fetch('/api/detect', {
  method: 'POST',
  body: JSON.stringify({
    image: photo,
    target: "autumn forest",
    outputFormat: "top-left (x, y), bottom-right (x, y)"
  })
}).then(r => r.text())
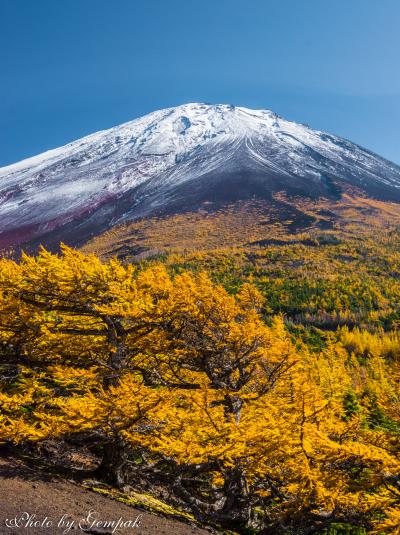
top-left (0, 196), bottom-right (398, 535)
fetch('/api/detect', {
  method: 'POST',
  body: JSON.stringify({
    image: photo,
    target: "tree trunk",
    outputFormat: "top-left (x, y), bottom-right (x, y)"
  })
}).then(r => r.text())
top-left (216, 466), bottom-right (252, 530)
top-left (223, 394), bottom-right (243, 423)
top-left (97, 439), bottom-right (130, 487)
top-left (215, 394), bottom-right (252, 529)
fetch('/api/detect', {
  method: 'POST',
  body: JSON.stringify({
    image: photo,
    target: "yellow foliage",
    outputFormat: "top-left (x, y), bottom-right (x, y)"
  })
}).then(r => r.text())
top-left (0, 246), bottom-right (399, 532)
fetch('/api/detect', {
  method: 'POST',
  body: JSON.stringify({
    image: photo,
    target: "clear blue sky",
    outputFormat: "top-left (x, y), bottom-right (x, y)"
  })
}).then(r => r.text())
top-left (1, 0), bottom-right (399, 166)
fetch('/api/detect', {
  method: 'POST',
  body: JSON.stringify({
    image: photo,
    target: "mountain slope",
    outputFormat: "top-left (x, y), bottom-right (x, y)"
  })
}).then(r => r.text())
top-left (1, 103), bottom-right (400, 250)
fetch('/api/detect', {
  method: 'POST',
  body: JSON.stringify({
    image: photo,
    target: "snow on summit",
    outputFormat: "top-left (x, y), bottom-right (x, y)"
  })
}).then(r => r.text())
top-left (1, 103), bottom-right (400, 249)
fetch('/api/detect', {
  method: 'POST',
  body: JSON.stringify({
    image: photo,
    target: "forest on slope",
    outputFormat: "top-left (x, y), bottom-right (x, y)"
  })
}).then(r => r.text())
top-left (0, 202), bottom-right (399, 535)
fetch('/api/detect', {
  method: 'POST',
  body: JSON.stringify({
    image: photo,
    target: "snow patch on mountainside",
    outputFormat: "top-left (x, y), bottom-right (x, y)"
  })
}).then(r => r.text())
top-left (1, 103), bottom-right (400, 248)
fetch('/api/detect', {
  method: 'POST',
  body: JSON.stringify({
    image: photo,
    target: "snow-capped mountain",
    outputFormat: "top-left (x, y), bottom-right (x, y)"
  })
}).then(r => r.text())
top-left (1, 103), bottom-right (400, 250)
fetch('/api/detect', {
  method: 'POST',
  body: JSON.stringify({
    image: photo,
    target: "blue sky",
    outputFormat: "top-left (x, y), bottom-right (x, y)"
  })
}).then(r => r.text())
top-left (1, 0), bottom-right (399, 166)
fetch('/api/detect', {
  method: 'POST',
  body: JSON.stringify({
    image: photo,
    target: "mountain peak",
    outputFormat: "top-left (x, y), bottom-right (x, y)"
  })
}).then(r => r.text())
top-left (1, 103), bottom-right (400, 251)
